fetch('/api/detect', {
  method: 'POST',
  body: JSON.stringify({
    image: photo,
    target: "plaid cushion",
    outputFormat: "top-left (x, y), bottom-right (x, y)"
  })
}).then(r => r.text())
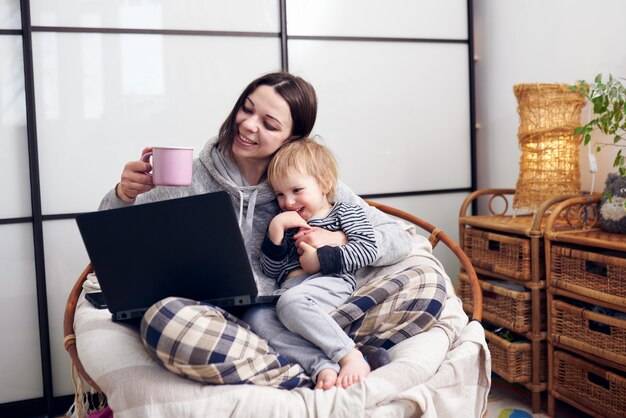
top-left (140, 265), bottom-right (447, 388)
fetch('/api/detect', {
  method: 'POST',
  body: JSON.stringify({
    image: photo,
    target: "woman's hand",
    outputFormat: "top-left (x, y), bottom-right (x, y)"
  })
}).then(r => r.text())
top-left (116, 147), bottom-right (156, 202)
top-left (293, 227), bottom-right (348, 253)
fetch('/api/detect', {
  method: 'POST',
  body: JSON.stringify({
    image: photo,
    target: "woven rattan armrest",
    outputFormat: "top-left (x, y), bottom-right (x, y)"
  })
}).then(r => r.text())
top-left (63, 262), bottom-right (103, 393)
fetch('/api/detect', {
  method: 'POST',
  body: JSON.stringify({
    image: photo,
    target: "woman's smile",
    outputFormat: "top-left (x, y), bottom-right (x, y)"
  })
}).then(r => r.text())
top-left (237, 133), bottom-right (258, 146)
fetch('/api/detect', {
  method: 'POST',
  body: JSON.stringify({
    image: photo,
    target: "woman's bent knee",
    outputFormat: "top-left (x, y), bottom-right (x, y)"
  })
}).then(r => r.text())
top-left (141, 297), bottom-right (199, 352)
top-left (140, 297), bottom-right (242, 365)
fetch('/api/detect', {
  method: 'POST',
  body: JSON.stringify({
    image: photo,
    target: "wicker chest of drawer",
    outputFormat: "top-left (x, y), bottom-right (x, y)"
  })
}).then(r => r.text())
top-left (458, 189), bottom-right (571, 413)
top-left (545, 196), bottom-right (626, 418)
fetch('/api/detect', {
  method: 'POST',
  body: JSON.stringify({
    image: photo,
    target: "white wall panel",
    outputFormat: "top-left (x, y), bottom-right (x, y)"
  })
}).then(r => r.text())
top-left (290, 40), bottom-right (471, 195)
top-left (30, 0), bottom-right (279, 32)
top-left (32, 32), bottom-right (281, 214)
top-left (374, 192), bottom-right (469, 287)
top-left (0, 0), bottom-right (20, 29)
top-left (0, 223), bottom-right (42, 402)
top-left (0, 35), bottom-right (31, 219)
top-left (43, 220), bottom-right (90, 396)
top-left (287, 0), bottom-right (467, 39)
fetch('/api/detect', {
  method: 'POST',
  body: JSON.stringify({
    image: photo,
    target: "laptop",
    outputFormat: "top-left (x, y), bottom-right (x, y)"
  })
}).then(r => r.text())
top-left (76, 191), bottom-right (277, 321)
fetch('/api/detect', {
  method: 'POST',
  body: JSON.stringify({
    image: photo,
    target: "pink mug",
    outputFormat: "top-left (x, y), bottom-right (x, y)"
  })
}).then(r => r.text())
top-left (141, 146), bottom-right (193, 186)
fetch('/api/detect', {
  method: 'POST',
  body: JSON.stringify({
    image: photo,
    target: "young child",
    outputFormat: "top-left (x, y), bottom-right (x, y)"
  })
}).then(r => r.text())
top-left (259, 138), bottom-right (382, 390)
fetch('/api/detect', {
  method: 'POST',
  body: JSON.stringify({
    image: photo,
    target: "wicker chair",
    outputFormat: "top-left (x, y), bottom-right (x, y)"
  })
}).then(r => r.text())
top-left (63, 201), bottom-right (483, 403)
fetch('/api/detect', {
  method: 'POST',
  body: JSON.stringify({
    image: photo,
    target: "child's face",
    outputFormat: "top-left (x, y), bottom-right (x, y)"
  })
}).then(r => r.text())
top-left (273, 170), bottom-right (332, 221)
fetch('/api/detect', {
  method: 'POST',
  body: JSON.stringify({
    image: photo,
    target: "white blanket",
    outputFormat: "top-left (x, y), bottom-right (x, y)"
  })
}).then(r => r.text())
top-left (74, 231), bottom-right (490, 417)
top-left (74, 271), bottom-right (490, 417)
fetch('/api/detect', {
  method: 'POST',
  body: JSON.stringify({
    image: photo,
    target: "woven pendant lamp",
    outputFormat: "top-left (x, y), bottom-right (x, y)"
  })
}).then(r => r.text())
top-left (513, 83), bottom-right (586, 211)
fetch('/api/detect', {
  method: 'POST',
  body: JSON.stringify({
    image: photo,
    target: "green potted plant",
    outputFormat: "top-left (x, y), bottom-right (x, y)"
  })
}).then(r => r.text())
top-left (570, 73), bottom-right (626, 176)
top-left (571, 74), bottom-right (626, 233)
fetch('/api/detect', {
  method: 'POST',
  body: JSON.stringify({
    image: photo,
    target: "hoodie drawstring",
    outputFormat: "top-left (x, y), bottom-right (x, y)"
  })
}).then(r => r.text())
top-left (236, 189), bottom-right (260, 257)
top-left (237, 190), bottom-right (245, 229)
top-left (245, 189), bottom-right (259, 236)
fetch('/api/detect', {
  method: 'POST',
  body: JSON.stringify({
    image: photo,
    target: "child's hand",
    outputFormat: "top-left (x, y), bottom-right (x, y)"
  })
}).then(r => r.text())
top-left (293, 227), bottom-right (347, 254)
top-left (268, 211), bottom-right (310, 245)
top-left (275, 211), bottom-right (309, 229)
top-left (298, 242), bottom-right (321, 274)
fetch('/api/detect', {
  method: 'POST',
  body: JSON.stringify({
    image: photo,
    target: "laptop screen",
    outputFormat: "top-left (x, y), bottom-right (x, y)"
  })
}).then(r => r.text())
top-left (76, 192), bottom-right (259, 319)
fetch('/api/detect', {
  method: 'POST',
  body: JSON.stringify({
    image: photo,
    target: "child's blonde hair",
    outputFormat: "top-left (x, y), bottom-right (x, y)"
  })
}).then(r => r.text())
top-left (267, 138), bottom-right (339, 201)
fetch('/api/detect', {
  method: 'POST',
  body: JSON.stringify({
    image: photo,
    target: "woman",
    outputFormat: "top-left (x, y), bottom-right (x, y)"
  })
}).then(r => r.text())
top-left (100, 72), bottom-right (410, 294)
top-left (99, 71), bottom-right (413, 388)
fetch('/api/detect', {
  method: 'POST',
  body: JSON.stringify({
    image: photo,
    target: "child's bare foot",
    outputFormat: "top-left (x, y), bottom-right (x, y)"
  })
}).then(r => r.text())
top-left (315, 368), bottom-right (338, 390)
top-left (336, 349), bottom-right (370, 388)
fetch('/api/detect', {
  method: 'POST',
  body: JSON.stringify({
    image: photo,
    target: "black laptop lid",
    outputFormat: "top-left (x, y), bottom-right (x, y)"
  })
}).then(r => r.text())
top-left (76, 192), bottom-right (258, 319)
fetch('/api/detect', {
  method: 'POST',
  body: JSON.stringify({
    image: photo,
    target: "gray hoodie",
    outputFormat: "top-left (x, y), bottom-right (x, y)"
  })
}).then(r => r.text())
top-left (99, 137), bottom-right (411, 295)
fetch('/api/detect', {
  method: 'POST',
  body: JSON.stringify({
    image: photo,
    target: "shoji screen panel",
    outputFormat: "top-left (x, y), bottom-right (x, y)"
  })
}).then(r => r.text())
top-left (287, 0), bottom-right (467, 39)
top-left (31, 33), bottom-right (282, 215)
top-left (0, 9), bottom-right (43, 403)
top-left (0, 0), bottom-right (474, 411)
top-left (29, 0), bottom-right (279, 32)
top-left (27, 0), bottom-right (283, 401)
top-left (289, 40), bottom-right (471, 195)
top-left (287, 1), bottom-right (471, 270)
top-left (42, 220), bottom-right (90, 396)
top-left (0, 0), bottom-right (20, 29)
top-left (0, 35), bottom-right (31, 218)
top-left (0, 224), bottom-right (42, 403)
top-left (287, 0), bottom-right (472, 289)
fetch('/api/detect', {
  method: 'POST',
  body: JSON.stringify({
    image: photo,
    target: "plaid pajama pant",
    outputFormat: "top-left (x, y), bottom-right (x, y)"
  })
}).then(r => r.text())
top-left (140, 264), bottom-right (447, 389)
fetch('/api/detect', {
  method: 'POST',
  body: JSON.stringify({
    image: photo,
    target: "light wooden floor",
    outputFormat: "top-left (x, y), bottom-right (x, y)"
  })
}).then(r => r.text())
top-left (487, 375), bottom-right (592, 418)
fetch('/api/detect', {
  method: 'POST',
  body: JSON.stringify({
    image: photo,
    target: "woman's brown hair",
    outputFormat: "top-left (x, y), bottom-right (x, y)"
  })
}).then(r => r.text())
top-left (218, 72), bottom-right (317, 153)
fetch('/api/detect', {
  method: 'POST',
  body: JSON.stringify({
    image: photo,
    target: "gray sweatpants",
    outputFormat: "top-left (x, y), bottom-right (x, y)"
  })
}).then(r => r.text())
top-left (242, 274), bottom-right (354, 382)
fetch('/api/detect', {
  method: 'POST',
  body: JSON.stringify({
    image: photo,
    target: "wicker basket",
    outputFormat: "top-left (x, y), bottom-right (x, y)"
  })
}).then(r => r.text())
top-left (484, 329), bottom-right (547, 383)
top-left (459, 272), bottom-right (545, 333)
top-left (551, 299), bottom-right (626, 366)
top-left (463, 228), bottom-right (540, 281)
top-left (550, 245), bottom-right (626, 306)
top-left (553, 350), bottom-right (626, 418)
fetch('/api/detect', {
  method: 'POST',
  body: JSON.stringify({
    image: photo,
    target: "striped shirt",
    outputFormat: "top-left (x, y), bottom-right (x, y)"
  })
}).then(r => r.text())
top-left (260, 202), bottom-right (378, 288)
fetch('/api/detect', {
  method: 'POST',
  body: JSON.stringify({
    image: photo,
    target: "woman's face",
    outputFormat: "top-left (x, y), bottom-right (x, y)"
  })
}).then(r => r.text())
top-left (232, 85), bottom-right (293, 164)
